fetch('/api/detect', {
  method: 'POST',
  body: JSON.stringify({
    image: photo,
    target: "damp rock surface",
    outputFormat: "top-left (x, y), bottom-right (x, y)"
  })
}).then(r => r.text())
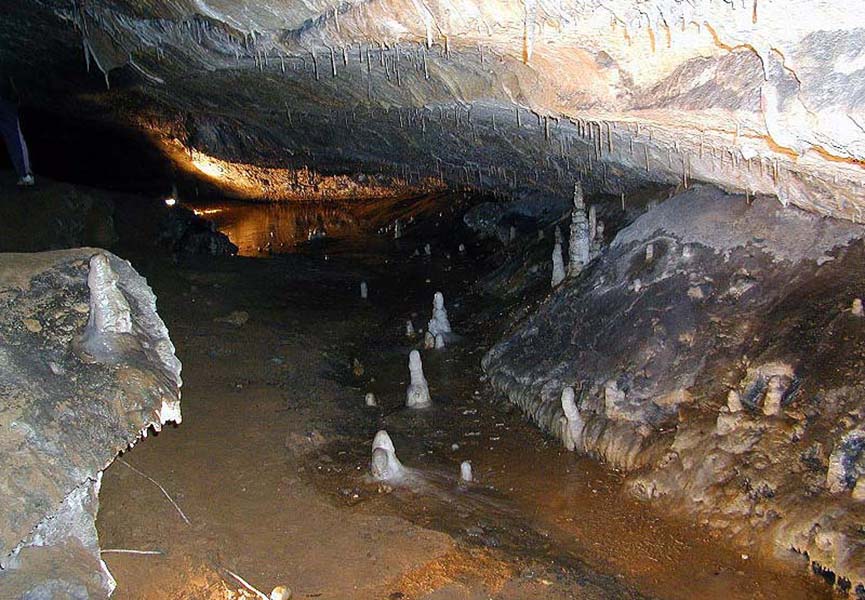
top-left (0, 248), bottom-right (182, 598)
top-left (483, 184), bottom-right (865, 592)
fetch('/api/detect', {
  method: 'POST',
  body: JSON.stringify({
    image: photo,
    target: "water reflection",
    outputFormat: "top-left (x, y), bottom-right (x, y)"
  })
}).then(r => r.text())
top-left (186, 202), bottom-right (366, 256)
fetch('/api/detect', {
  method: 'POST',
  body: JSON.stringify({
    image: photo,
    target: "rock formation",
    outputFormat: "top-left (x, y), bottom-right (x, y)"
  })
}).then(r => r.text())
top-left (370, 431), bottom-right (405, 481)
top-left (406, 350), bottom-right (431, 409)
top-left (483, 184), bottom-right (865, 593)
top-left (567, 182), bottom-right (591, 277)
top-left (0, 249), bottom-right (182, 597)
top-left (427, 291), bottom-right (452, 337)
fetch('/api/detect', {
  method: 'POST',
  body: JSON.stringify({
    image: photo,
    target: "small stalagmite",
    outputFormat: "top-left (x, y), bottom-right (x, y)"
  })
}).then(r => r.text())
top-left (405, 320), bottom-right (415, 337)
top-left (428, 291), bottom-right (452, 337)
top-left (568, 182), bottom-right (591, 277)
top-left (371, 430), bottom-right (405, 481)
top-left (424, 331), bottom-right (435, 349)
top-left (424, 243), bottom-right (432, 256)
top-left (360, 281), bottom-right (368, 299)
top-left (460, 460), bottom-right (473, 482)
top-left (853, 298), bottom-right (864, 317)
top-left (551, 236), bottom-right (565, 287)
top-left (560, 387), bottom-right (584, 451)
top-left (365, 392), bottom-right (377, 407)
top-left (406, 350), bottom-right (431, 408)
top-left (434, 333), bottom-right (445, 349)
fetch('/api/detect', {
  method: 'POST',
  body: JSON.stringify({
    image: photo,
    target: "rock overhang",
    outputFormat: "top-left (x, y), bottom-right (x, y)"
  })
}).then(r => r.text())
top-left (2, 0), bottom-right (864, 218)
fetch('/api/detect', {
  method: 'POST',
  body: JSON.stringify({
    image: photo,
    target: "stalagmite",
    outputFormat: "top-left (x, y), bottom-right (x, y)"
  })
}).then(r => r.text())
top-left (86, 253), bottom-right (132, 336)
top-left (645, 243), bottom-right (654, 262)
top-left (568, 182), bottom-right (591, 277)
top-left (424, 243), bottom-right (431, 256)
top-left (458, 243), bottom-right (466, 253)
top-left (428, 291), bottom-right (452, 337)
top-left (80, 253), bottom-right (134, 361)
top-left (371, 430), bottom-right (405, 480)
top-left (405, 320), bottom-right (415, 337)
top-left (360, 281), bottom-right (368, 299)
top-left (460, 461), bottom-right (473, 482)
top-left (434, 333), bottom-right (445, 349)
top-left (406, 350), bottom-right (431, 408)
top-left (853, 298), bottom-right (864, 317)
top-left (424, 331), bottom-right (435, 349)
top-left (551, 234), bottom-right (565, 287)
top-left (727, 390), bottom-right (743, 413)
top-left (762, 377), bottom-right (784, 416)
top-left (365, 392), bottom-right (377, 407)
top-left (560, 387), bottom-right (584, 451)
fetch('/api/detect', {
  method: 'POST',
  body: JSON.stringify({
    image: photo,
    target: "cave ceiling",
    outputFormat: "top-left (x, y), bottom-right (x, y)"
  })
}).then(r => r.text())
top-left (2, 0), bottom-right (865, 217)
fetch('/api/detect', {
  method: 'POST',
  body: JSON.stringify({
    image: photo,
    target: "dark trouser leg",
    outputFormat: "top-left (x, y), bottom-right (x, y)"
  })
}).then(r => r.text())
top-left (0, 109), bottom-right (28, 178)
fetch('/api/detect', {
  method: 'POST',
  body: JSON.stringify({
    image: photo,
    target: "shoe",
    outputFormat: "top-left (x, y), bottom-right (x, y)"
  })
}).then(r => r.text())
top-left (16, 174), bottom-right (35, 186)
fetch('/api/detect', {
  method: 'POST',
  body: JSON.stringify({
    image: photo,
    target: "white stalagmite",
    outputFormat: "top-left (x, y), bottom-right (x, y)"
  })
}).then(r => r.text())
top-left (87, 253), bottom-right (132, 335)
top-left (645, 243), bottom-right (654, 262)
top-left (405, 320), bottom-right (415, 337)
top-left (853, 298), bottom-right (864, 317)
top-left (406, 350), bottom-right (431, 408)
top-left (360, 281), bottom-right (368, 299)
top-left (427, 291), bottom-right (452, 337)
top-left (568, 182), bottom-right (591, 277)
top-left (424, 331), bottom-right (435, 349)
top-left (370, 430), bottom-right (404, 481)
top-left (551, 236), bottom-right (565, 287)
top-left (458, 243), bottom-right (466, 253)
top-left (424, 243), bottom-right (432, 256)
top-left (434, 333), bottom-right (445, 349)
top-left (365, 392), bottom-right (377, 407)
top-left (560, 387), bottom-right (584, 451)
top-left (460, 460), bottom-right (473, 482)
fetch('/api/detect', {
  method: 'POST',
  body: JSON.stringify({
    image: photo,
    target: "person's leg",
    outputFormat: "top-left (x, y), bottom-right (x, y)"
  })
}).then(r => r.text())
top-left (0, 102), bottom-right (28, 179)
top-left (17, 119), bottom-right (31, 177)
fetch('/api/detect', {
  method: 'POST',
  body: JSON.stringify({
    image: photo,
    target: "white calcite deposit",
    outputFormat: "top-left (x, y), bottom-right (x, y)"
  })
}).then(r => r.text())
top-left (370, 430), bottom-right (405, 481)
top-left (427, 291), bottom-right (452, 337)
top-left (406, 350), bottom-right (431, 408)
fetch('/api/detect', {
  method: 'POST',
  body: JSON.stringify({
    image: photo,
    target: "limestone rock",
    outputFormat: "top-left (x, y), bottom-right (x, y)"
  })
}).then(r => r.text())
top-left (0, 249), bottom-right (182, 597)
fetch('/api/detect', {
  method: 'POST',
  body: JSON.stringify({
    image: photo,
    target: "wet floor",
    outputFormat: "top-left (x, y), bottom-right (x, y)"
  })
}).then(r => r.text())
top-left (98, 193), bottom-right (835, 599)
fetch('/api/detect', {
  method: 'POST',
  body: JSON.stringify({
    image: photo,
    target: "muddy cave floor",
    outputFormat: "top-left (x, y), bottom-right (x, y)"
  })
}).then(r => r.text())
top-left (96, 194), bottom-right (833, 600)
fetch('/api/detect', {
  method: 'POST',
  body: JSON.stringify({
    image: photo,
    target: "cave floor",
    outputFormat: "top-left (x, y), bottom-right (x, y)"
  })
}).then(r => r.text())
top-left (96, 195), bottom-right (832, 600)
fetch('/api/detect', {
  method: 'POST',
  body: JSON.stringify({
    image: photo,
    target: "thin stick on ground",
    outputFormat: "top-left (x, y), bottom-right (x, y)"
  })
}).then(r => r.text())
top-left (117, 458), bottom-right (191, 525)
top-left (101, 549), bottom-right (163, 556)
top-left (223, 567), bottom-right (270, 600)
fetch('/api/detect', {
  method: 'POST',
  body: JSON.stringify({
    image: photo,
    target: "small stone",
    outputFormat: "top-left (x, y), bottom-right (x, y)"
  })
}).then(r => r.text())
top-left (853, 298), bottom-right (864, 317)
top-left (365, 393), bottom-right (377, 407)
top-left (22, 318), bottom-right (42, 333)
top-left (270, 585), bottom-right (292, 600)
top-left (645, 243), bottom-right (654, 262)
top-left (215, 311), bottom-right (249, 326)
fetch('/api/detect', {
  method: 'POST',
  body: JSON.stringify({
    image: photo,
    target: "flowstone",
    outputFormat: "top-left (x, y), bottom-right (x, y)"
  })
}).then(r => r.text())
top-left (0, 249), bottom-right (182, 598)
